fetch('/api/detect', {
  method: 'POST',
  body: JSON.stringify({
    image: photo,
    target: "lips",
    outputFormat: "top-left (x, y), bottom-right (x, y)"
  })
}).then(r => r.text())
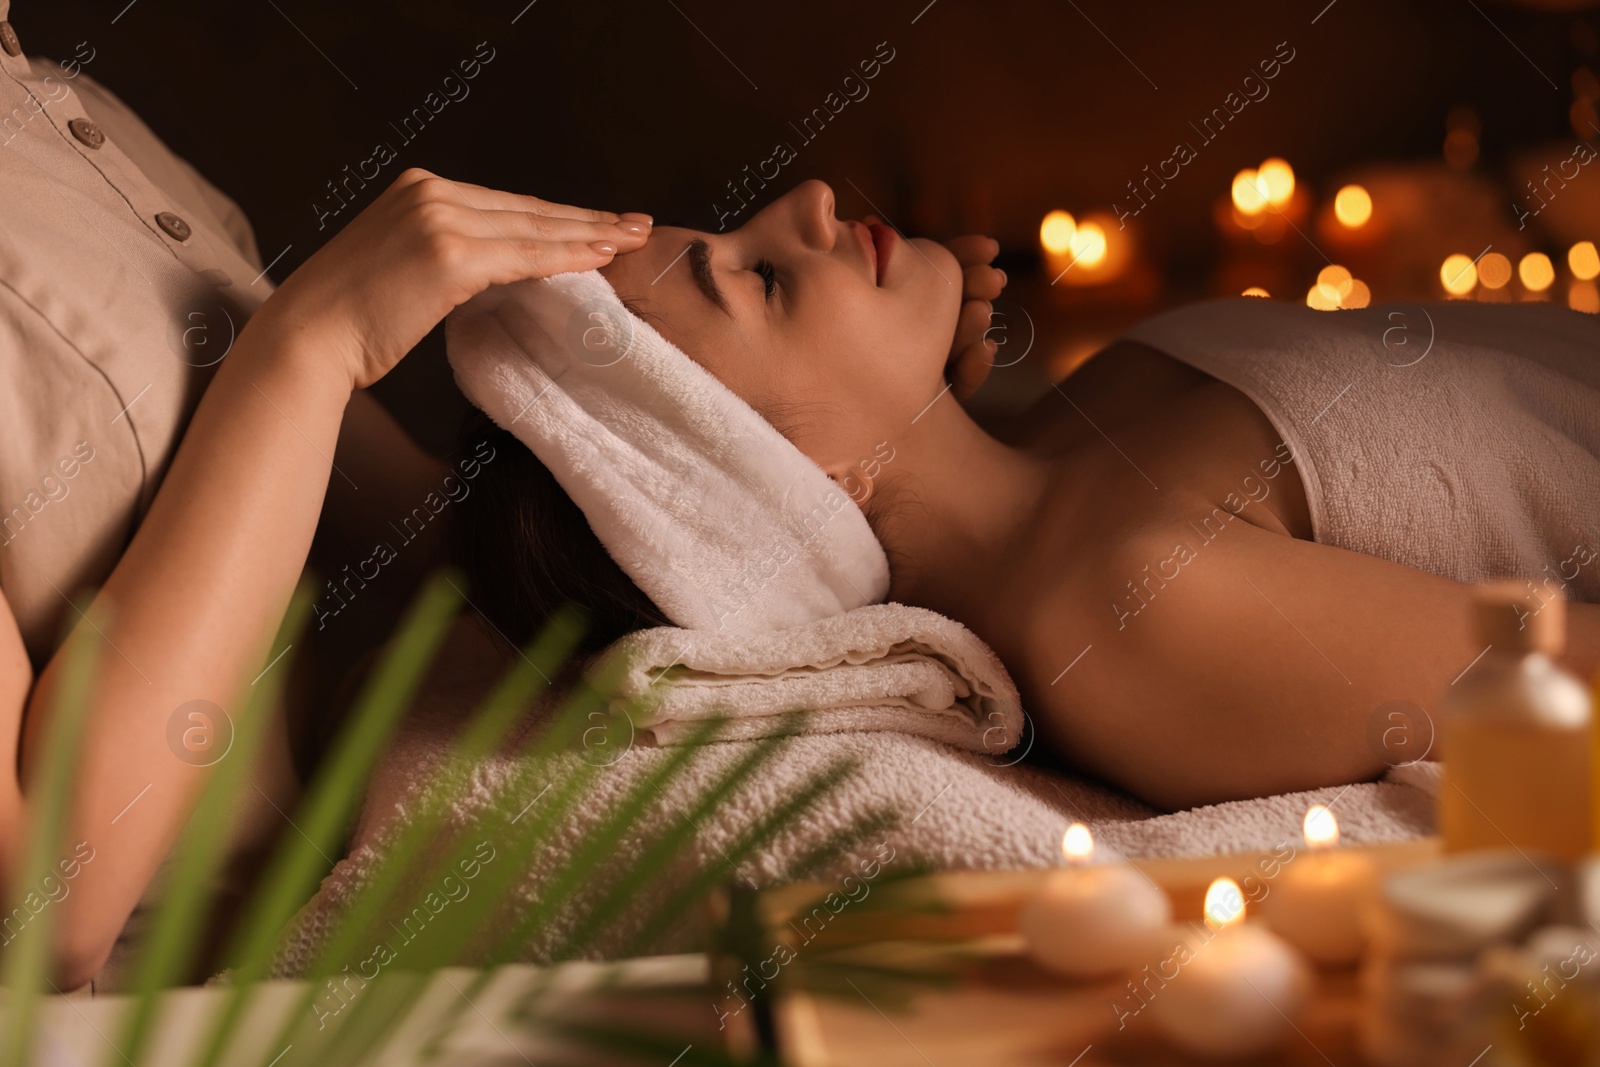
top-left (850, 220), bottom-right (878, 285)
top-left (868, 223), bottom-right (895, 284)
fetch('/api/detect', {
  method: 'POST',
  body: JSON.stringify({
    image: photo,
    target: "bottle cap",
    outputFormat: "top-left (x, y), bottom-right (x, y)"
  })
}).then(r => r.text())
top-left (1470, 579), bottom-right (1564, 657)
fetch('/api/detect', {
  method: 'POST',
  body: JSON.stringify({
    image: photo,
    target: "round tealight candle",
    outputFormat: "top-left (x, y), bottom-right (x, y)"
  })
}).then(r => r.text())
top-left (1261, 805), bottom-right (1379, 966)
top-left (1018, 823), bottom-right (1171, 978)
top-left (1153, 877), bottom-right (1312, 1058)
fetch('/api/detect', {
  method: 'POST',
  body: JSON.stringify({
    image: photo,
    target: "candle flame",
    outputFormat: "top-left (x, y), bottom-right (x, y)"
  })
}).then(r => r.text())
top-left (1062, 822), bottom-right (1094, 864)
top-left (1204, 877), bottom-right (1246, 930)
top-left (1304, 804), bottom-right (1339, 849)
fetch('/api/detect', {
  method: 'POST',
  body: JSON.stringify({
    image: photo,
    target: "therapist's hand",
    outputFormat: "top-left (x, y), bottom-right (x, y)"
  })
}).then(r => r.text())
top-left (865, 213), bottom-right (1006, 402)
top-left (939, 234), bottom-right (1005, 401)
top-left (250, 168), bottom-right (651, 391)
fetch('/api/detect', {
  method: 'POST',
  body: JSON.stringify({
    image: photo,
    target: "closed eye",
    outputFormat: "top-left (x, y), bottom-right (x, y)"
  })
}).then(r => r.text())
top-left (754, 258), bottom-right (777, 301)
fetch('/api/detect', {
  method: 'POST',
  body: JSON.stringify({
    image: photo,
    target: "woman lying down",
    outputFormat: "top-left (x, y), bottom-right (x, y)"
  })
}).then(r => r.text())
top-left (6, 155), bottom-right (1599, 988)
top-left (446, 176), bottom-right (1600, 821)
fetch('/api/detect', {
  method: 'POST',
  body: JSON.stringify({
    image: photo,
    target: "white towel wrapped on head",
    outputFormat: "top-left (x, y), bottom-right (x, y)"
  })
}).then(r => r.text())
top-left (444, 269), bottom-right (892, 635)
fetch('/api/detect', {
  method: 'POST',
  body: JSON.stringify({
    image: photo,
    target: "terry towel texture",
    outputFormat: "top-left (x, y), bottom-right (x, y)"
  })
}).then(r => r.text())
top-left (602, 603), bottom-right (1023, 755)
top-left (267, 620), bottom-right (1435, 974)
top-left (1122, 300), bottom-right (1600, 601)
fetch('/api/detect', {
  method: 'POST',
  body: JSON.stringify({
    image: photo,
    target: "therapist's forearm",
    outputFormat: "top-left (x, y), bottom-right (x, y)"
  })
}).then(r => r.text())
top-left (21, 319), bottom-right (351, 986)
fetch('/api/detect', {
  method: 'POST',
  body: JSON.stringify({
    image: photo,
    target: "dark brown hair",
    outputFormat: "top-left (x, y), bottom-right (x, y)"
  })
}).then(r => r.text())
top-left (449, 419), bottom-right (672, 656)
top-left (449, 414), bottom-right (905, 656)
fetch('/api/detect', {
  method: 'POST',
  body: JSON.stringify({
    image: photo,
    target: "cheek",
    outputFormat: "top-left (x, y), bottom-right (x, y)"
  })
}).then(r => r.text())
top-left (809, 303), bottom-right (945, 420)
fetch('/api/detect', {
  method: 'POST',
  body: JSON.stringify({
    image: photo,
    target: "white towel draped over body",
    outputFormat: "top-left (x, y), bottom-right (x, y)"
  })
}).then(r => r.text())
top-left (1121, 299), bottom-right (1600, 601)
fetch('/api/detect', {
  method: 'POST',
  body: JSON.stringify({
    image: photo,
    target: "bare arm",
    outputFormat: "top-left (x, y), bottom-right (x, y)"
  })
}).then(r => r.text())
top-left (3, 169), bottom-right (648, 988)
top-left (1047, 519), bottom-right (1599, 811)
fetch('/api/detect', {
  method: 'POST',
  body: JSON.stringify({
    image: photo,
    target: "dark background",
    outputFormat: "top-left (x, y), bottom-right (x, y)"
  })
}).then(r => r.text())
top-left (16, 0), bottom-right (1599, 446)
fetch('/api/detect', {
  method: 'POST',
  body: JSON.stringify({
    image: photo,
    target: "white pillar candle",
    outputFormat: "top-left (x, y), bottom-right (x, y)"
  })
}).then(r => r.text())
top-left (1018, 823), bottom-right (1171, 978)
top-left (1262, 805), bottom-right (1379, 966)
top-left (1153, 877), bottom-right (1312, 1058)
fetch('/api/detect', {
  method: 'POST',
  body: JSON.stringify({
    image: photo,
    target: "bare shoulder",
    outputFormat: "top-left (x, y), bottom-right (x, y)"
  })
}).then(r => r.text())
top-left (1021, 507), bottom-right (1597, 809)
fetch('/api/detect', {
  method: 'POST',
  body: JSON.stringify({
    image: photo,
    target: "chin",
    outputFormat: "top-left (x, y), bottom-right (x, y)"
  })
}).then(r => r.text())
top-left (906, 239), bottom-right (964, 338)
top-left (907, 236), bottom-right (961, 283)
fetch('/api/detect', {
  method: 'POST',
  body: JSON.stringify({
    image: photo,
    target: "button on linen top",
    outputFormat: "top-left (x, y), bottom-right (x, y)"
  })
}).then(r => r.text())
top-left (0, 1), bottom-right (304, 994)
top-left (0, 0), bottom-right (271, 670)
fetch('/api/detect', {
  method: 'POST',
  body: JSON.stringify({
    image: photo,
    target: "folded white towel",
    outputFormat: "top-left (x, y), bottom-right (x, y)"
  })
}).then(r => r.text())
top-left (600, 602), bottom-right (1026, 757)
top-left (263, 617), bottom-right (1435, 977)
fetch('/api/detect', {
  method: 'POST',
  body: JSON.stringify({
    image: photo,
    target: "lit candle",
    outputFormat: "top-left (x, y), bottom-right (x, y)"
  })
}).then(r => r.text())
top-left (1152, 878), bottom-right (1312, 1058)
top-left (1018, 823), bottom-right (1171, 978)
top-left (1261, 806), bottom-right (1379, 966)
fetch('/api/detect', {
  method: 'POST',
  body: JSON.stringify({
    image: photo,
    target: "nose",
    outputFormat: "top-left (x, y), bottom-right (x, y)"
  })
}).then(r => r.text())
top-left (786, 178), bottom-right (836, 251)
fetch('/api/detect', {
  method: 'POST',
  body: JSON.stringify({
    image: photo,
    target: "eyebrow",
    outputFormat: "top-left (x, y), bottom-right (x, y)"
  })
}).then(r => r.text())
top-left (686, 239), bottom-right (730, 316)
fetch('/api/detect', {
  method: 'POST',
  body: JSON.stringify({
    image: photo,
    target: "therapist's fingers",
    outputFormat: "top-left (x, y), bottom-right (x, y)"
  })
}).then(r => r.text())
top-left (949, 338), bottom-right (997, 402)
top-left (943, 234), bottom-right (999, 268)
top-left (470, 209), bottom-right (649, 249)
top-left (396, 168), bottom-right (635, 224)
top-left (950, 297), bottom-right (992, 358)
top-left (962, 263), bottom-right (1005, 302)
top-left (470, 235), bottom-right (624, 285)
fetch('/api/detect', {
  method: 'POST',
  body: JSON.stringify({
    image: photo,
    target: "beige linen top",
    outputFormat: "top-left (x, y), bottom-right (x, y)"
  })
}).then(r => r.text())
top-left (0, 1), bottom-right (271, 667)
top-left (0, 2), bottom-right (303, 992)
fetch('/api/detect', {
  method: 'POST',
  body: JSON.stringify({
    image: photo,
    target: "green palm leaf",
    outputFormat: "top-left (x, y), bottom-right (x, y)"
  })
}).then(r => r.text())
top-left (1, 569), bottom-right (952, 1067)
top-left (187, 571), bottom-right (463, 1067)
top-left (112, 581), bottom-right (316, 1066)
top-left (0, 602), bottom-right (101, 1067)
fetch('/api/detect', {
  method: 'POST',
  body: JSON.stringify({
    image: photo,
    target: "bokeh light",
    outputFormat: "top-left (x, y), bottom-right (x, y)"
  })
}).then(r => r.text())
top-left (1440, 254), bottom-right (1478, 295)
top-left (1569, 241), bottom-right (1600, 282)
top-left (1069, 221), bottom-right (1107, 267)
top-left (1231, 169), bottom-right (1268, 215)
top-left (1241, 286), bottom-right (1270, 298)
top-left (1477, 252), bottom-right (1512, 289)
top-left (1571, 281), bottom-right (1600, 314)
top-left (1519, 252), bottom-right (1555, 292)
top-left (1258, 158), bottom-right (1295, 205)
top-left (1333, 185), bottom-right (1372, 228)
top-left (1306, 284), bottom-right (1340, 310)
top-left (1318, 264), bottom-right (1354, 298)
top-left (1306, 268), bottom-right (1369, 310)
top-left (1040, 210), bottom-right (1076, 254)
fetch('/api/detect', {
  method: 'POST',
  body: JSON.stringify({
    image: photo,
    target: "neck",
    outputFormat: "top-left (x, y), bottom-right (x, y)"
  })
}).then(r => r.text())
top-left (870, 392), bottom-right (1053, 633)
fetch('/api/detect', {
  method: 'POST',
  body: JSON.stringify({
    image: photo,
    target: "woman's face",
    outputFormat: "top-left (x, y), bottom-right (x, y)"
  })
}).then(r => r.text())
top-left (599, 180), bottom-right (960, 480)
